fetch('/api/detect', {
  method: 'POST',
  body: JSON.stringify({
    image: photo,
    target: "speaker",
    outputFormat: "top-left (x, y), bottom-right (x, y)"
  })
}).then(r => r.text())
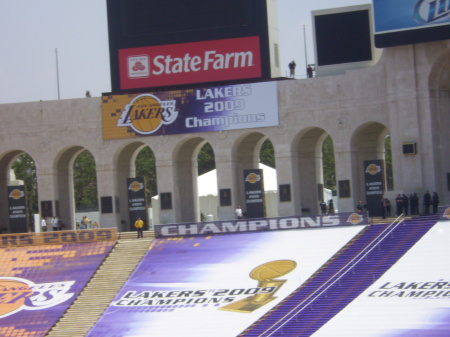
top-left (402, 143), bottom-right (417, 155)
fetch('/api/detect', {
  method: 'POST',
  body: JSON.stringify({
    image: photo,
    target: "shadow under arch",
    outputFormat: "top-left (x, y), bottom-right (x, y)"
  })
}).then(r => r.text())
top-left (171, 136), bottom-right (209, 223)
top-left (113, 141), bottom-right (152, 231)
top-left (54, 145), bottom-right (95, 230)
top-left (428, 49), bottom-right (450, 199)
top-left (231, 131), bottom-right (268, 213)
top-left (0, 150), bottom-right (33, 232)
top-left (292, 127), bottom-right (330, 216)
top-left (350, 121), bottom-right (389, 208)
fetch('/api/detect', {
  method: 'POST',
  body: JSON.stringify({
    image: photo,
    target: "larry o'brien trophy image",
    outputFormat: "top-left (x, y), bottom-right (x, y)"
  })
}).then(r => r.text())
top-left (219, 260), bottom-right (297, 313)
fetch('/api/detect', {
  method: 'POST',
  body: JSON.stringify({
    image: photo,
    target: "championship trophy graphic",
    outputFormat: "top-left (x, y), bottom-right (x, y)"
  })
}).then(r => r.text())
top-left (219, 259), bottom-right (297, 313)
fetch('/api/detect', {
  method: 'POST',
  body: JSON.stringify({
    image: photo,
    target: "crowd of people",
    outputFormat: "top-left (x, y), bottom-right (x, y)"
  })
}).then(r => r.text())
top-left (287, 60), bottom-right (315, 79)
top-left (319, 199), bottom-right (335, 215)
top-left (38, 215), bottom-right (100, 232)
top-left (380, 191), bottom-right (440, 218)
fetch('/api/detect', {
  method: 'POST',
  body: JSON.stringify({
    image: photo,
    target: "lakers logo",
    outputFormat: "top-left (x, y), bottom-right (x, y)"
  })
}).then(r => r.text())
top-left (8, 189), bottom-right (24, 200)
top-left (128, 181), bottom-right (144, 192)
top-left (444, 207), bottom-right (450, 220)
top-left (0, 279), bottom-right (33, 317)
top-left (365, 163), bottom-right (381, 175)
top-left (347, 212), bottom-right (363, 225)
top-left (0, 277), bottom-right (75, 318)
top-left (117, 94), bottom-right (178, 135)
top-left (245, 173), bottom-right (261, 184)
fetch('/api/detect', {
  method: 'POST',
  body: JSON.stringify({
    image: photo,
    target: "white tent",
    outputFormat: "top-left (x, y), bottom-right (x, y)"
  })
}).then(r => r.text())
top-left (198, 163), bottom-right (277, 196)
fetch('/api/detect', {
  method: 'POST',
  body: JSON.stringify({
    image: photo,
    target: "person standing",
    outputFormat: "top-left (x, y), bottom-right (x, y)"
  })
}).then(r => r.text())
top-left (307, 65), bottom-right (313, 78)
top-left (385, 198), bottom-right (391, 217)
top-left (83, 216), bottom-right (91, 229)
top-left (134, 217), bottom-right (144, 238)
top-left (319, 200), bottom-right (327, 215)
top-left (432, 192), bottom-right (439, 214)
top-left (356, 201), bottom-right (364, 213)
top-left (328, 200), bottom-right (335, 214)
top-left (235, 205), bottom-right (243, 219)
top-left (41, 217), bottom-right (47, 232)
top-left (423, 191), bottom-right (431, 215)
top-left (402, 194), bottom-right (409, 216)
top-left (51, 216), bottom-right (59, 231)
top-left (288, 60), bottom-right (296, 78)
top-left (395, 194), bottom-right (403, 216)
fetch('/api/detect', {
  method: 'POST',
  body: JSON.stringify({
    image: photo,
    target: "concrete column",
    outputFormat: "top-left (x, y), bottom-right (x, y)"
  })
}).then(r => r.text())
top-left (334, 143), bottom-right (356, 213)
top-left (274, 146), bottom-right (300, 216)
top-left (96, 163), bottom-right (122, 229)
top-left (155, 157), bottom-right (178, 224)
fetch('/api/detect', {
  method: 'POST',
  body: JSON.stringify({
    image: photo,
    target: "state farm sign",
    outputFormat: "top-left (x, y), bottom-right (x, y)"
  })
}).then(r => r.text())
top-left (119, 36), bottom-right (262, 89)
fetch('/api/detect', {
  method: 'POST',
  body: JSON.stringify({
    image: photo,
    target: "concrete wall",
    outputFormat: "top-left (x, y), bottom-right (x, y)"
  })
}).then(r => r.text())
top-left (1, 40), bottom-right (449, 231)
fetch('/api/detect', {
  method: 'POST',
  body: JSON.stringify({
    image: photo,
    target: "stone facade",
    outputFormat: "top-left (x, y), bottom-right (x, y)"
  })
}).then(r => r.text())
top-left (1, 40), bottom-right (449, 231)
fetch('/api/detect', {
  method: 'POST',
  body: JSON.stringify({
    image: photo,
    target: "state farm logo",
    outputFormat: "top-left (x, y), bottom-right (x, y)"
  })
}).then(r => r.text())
top-left (129, 50), bottom-right (255, 78)
top-left (119, 37), bottom-right (262, 89)
top-left (128, 55), bottom-right (149, 78)
top-left (0, 277), bottom-right (75, 318)
top-left (117, 94), bottom-right (178, 135)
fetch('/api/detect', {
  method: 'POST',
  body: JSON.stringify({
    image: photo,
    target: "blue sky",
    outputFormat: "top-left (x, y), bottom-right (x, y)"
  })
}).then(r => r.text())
top-left (0, 0), bottom-right (367, 104)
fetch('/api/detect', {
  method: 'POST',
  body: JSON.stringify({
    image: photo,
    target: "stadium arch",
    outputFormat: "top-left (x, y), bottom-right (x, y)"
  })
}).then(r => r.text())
top-left (0, 39), bottom-right (449, 233)
top-left (350, 122), bottom-right (390, 204)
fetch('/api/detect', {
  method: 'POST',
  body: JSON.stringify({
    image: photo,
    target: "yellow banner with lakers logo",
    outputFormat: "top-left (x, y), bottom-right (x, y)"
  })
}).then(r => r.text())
top-left (102, 81), bottom-right (278, 140)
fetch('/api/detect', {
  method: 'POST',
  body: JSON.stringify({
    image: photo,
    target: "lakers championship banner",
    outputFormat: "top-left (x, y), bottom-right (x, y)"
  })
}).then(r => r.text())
top-left (102, 81), bottom-right (278, 139)
top-left (364, 160), bottom-right (385, 217)
top-left (154, 212), bottom-right (369, 238)
top-left (86, 223), bottom-right (365, 337)
top-left (0, 240), bottom-right (115, 337)
top-left (7, 186), bottom-right (28, 233)
top-left (0, 228), bottom-right (117, 248)
top-left (127, 178), bottom-right (149, 230)
top-left (244, 169), bottom-right (265, 218)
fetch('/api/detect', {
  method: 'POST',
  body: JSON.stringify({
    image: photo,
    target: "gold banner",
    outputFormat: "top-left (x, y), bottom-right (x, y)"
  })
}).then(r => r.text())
top-left (0, 228), bottom-right (118, 248)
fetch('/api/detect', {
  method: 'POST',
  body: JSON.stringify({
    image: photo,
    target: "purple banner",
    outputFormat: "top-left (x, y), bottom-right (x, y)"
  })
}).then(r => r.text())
top-left (0, 241), bottom-right (114, 337)
top-left (154, 212), bottom-right (370, 238)
top-left (87, 223), bottom-right (365, 336)
top-left (102, 81), bottom-right (279, 139)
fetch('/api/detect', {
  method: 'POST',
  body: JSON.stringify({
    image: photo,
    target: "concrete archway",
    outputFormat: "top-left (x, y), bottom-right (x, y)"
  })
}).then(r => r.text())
top-left (113, 141), bottom-right (151, 231)
top-left (429, 49), bottom-right (450, 201)
top-left (171, 136), bottom-right (209, 223)
top-left (292, 127), bottom-right (330, 215)
top-left (231, 132), bottom-right (268, 214)
top-left (350, 122), bottom-right (389, 205)
top-left (54, 146), bottom-right (99, 230)
top-left (0, 150), bottom-right (31, 231)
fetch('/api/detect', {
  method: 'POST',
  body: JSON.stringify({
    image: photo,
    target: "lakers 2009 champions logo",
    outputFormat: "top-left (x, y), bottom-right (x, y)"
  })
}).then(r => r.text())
top-left (0, 277), bottom-right (75, 318)
top-left (117, 94), bottom-right (178, 135)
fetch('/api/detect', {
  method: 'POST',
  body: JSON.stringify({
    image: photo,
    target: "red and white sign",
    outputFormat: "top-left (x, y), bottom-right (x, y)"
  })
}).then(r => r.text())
top-left (119, 36), bottom-right (262, 89)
